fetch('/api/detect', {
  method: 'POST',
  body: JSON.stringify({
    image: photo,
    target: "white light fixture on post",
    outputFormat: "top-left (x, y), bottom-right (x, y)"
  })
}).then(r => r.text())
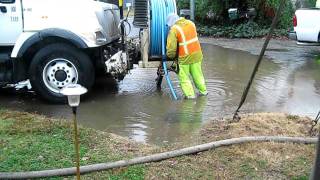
top-left (60, 84), bottom-right (87, 180)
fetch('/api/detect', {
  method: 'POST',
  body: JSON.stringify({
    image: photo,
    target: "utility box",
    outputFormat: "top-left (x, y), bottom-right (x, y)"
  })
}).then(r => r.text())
top-left (228, 8), bottom-right (238, 20)
top-left (180, 9), bottom-right (191, 19)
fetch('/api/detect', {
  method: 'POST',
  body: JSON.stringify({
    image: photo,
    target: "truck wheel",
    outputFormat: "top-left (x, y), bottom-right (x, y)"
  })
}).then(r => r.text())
top-left (29, 43), bottom-right (95, 103)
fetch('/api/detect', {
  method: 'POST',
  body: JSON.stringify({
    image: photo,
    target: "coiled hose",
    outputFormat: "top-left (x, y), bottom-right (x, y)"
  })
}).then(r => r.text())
top-left (150, 0), bottom-right (178, 100)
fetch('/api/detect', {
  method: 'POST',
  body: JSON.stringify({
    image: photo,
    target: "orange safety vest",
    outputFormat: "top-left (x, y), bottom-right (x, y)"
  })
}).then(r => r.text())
top-left (172, 21), bottom-right (201, 57)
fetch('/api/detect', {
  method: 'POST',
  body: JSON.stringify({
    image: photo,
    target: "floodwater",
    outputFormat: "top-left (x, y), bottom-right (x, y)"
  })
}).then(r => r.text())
top-left (1, 43), bottom-right (320, 144)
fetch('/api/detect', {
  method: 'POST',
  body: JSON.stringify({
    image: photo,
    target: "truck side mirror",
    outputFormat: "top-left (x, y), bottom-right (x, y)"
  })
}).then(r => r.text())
top-left (0, 0), bottom-right (15, 4)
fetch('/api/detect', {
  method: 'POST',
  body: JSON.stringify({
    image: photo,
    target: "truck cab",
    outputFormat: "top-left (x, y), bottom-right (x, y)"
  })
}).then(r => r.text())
top-left (0, 0), bottom-right (132, 103)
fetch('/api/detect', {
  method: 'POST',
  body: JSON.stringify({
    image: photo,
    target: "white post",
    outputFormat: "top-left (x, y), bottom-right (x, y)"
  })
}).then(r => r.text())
top-left (141, 29), bottom-right (149, 68)
top-left (190, 0), bottom-right (195, 21)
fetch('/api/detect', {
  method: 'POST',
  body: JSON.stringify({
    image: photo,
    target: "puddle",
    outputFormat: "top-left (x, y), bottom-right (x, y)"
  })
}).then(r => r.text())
top-left (1, 43), bottom-right (320, 144)
top-left (266, 48), bottom-right (289, 52)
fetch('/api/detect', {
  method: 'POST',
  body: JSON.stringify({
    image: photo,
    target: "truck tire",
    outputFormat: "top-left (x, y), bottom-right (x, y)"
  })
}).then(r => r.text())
top-left (28, 43), bottom-right (95, 103)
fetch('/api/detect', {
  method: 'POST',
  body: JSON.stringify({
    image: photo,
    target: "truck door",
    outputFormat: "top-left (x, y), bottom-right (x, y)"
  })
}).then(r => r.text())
top-left (0, 0), bottom-right (23, 46)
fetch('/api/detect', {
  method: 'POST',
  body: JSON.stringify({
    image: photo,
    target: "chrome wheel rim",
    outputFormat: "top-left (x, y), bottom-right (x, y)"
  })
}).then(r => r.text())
top-left (42, 58), bottom-right (78, 93)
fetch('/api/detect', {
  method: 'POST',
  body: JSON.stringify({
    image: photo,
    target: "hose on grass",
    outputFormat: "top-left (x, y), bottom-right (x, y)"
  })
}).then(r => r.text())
top-left (0, 136), bottom-right (317, 179)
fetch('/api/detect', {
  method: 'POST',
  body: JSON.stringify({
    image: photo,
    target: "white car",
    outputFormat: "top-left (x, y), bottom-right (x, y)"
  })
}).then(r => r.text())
top-left (289, 7), bottom-right (320, 45)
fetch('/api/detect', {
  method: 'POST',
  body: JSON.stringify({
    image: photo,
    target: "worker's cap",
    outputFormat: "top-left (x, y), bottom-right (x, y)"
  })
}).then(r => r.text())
top-left (166, 13), bottom-right (180, 27)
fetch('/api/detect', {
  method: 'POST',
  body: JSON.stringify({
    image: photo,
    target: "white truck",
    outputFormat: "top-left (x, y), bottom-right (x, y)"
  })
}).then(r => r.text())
top-left (289, 7), bottom-right (320, 44)
top-left (0, 0), bottom-right (135, 103)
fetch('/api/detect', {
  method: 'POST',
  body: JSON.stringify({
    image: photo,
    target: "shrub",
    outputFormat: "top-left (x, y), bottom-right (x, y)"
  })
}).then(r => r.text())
top-left (308, 0), bottom-right (317, 6)
top-left (177, 0), bottom-right (295, 31)
top-left (197, 21), bottom-right (288, 38)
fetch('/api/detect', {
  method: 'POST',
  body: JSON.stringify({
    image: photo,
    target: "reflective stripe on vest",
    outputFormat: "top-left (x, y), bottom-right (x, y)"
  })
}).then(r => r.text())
top-left (178, 37), bottom-right (199, 46)
top-left (173, 25), bottom-right (189, 55)
top-left (172, 22), bottom-right (201, 57)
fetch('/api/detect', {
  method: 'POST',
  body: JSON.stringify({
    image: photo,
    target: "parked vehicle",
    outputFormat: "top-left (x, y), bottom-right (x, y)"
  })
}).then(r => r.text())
top-left (0, 0), bottom-right (136, 103)
top-left (289, 7), bottom-right (320, 45)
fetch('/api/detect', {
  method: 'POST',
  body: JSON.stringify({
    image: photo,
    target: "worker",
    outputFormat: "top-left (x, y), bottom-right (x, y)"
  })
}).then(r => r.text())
top-left (317, 0), bottom-right (320, 8)
top-left (166, 13), bottom-right (207, 99)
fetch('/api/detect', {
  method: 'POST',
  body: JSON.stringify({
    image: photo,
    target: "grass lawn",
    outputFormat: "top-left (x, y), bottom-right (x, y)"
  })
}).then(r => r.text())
top-left (0, 109), bottom-right (317, 179)
top-left (146, 113), bottom-right (317, 179)
top-left (0, 109), bottom-right (152, 179)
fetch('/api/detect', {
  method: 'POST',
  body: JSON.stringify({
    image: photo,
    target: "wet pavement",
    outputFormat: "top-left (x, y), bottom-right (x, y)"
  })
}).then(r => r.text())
top-left (1, 42), bottom-right (320, 144)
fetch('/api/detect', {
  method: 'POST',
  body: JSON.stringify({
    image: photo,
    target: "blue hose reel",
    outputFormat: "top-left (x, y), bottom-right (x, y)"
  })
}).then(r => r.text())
top-left (150, 0), bottom-right (178, 100)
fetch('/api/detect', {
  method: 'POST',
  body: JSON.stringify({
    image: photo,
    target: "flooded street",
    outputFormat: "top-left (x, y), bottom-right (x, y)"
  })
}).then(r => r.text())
top-left (1, 43), bottom-right (320, 144)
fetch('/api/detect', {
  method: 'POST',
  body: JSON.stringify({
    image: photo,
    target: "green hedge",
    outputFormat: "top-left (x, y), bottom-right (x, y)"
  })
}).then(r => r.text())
top-left (197, 21), bottom-right (288, 38)
top-left (308, 0), bottom-right (317, 6)
top-left (177, 0), bottom-right (295, 37)
top-left (251, 0), bottom-right (294, 29)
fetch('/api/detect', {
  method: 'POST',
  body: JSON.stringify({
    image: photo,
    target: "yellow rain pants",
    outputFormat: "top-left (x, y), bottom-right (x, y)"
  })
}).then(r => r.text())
top-left (178, 61), bottom-right (207, 98)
